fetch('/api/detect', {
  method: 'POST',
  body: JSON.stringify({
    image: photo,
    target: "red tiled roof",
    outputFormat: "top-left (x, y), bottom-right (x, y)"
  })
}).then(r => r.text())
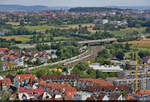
top-left (80, 78), bottom-right (113, 87)
top-left (144, 56), bottom-right (150, 63)
top-left (15, 74), bottom-right (36, 82)
top-left (0, 48), bottom-right (8, 51)
top-left (97, 94), bottom-right (105, 100)
top-left (0, 78), bottom-right (11, 88)
top-left (39, 80), bottom-right (77, 96)
top-left (19, 88), bottom-right (44, 97)
top-left (5, 55), bottom-right (15, 60)
top-left (86, 96), bottom-right (95, 101)
top-left (138, 89), bottom-right (150, 95)
top-left (85, 85), bottom-right (129, 92)
top-left (126, 94), bottom-right (137, 100)
top-left (41, 74), bottom-right (79, 81)
top-left (146, 14), bottom-right (150, 17)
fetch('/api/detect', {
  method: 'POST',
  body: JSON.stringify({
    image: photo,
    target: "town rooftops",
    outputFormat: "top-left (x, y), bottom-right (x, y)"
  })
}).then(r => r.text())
top-left (39, 80), bottom-right (77, 96)
top-left (85, 85), bottom-right (129, 92)
top-left (0, 48), bottom-right (8, 51)
top-left (41, 74), bottom-right (79, 81)
top-left (0, 78), bottom-right (12, 88)
top-left (80, 78), bottom-right (114, 87)
top-left (15, 74), bottom-right (36, 82)
top-left (18, 87), bottom-right (44, 97)
top-left (137, 89), bottom-right (150, 96)
top-left (89, 64), bottom-right (123, 72)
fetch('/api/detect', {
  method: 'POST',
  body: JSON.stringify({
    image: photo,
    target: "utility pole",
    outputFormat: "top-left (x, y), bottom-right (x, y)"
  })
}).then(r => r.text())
top-left (135, 42), bottom-right (140, 92)
top-left (135, 51), bottom-right (138, 92)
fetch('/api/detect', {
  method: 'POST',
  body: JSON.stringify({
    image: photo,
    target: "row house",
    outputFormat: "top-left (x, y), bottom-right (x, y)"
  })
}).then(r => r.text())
top-left (39, 80), bottom-right (77, 100)
top-left (126, 89), bottom-right (150, 101)
top-left (18, 88), bottom-right (44, 100)
top-left (76, 78), bottom-right (113, 90)
top-left (27, 51), bottom-right (51, 63)
top-left (84, 85), bottom-right (131, 95)
top-left (40, 75), bottom-right (79, 86)
top-left (0, 78), bottom-right (12, 90)
top-left (144, 56), bottom-right (150, 64)
top-left (87, 93), bottom-right (124, 101)
top-left (1, 62), bottom-right (17, 71)
top-left (14, 74), bottom-right (37, 88)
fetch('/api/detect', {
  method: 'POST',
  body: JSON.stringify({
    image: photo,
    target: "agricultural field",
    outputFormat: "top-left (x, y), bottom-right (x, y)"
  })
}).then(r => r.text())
top-left (14, 25), bottom-right (58, 31)
top-left (110, 27), bottom-right (145, 37)
top-left (53, 36), bottom-right (68, 41)
top-left (128, 38), bottom-right (150, 47)
top-left (6, 22), bottom-right (20, 26)
top-left (60, 23), bottom-right (95, 29)
top-left (0, 35), bottom-right (31, 42)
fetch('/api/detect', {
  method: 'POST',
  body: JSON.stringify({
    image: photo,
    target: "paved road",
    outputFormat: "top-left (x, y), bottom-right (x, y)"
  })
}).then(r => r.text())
top-left (16, 38), bottom-right (117, 49)
top-left (22, 38), bottom-right (115, 71)
top-left (24, 49), bottom-right (90, 71)
top-left (24, 46), bottom-right (104, 71)
top-left (78, 38), bottom-right (117, 44)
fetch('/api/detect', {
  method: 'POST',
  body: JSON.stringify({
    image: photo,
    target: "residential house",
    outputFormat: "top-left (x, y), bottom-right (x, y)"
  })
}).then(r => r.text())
top-left (1, 62), bottom-right (17, 71)
top-left (0, 31), bottom-right (5, 35)
top-left (89, 63), bottom-right (123, 72)
top-left (14, 74), bottom-right (37, 88)
top-left (41, 75), bottom-right (79, 86)
top-left (73, 92), bottom-right (92, 100)
top-left (39, 80), bottom-right (77, 100)
top-left (144, 56), bottom-right (150, 65)
top-left (76, 78), bottom-right (114, 91)
top-left (18, 88), bottom-right (44, 100)
top-left (85, 85), bottom-right (130, 95)
top-left (0, 78), bottom-right (11, 89)
top-left (14, 57), bottom-right (25, 67)
top-left (127, 89), bottom-right (150, 101)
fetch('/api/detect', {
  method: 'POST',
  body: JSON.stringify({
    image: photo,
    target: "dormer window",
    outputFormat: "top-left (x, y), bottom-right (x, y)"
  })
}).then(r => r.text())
top-left (33, 92), bottom-right (39, 95)
top-left (101, 88), bottom-right (105, 91)
top-left (54, 77), bottom-right (57, 81)
top-left (109, 89), bottom-right (112, 92)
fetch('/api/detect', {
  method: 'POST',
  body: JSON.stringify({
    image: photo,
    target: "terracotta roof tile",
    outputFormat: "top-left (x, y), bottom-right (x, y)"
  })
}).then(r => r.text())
top-left (80, 78), bottom-right (114, 87)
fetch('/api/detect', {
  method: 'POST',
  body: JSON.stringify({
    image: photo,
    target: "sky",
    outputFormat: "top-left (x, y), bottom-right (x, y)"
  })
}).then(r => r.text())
top-left (0, 0), bottom-right (150, 7)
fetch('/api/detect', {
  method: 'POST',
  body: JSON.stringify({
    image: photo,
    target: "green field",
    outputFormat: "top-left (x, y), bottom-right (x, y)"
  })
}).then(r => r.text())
top-left (110, 27), bottom-right (145, 37)
top-left (54, 36), bottom-right (68, 41)
top-left (14, 25), bottom-right (58, 31)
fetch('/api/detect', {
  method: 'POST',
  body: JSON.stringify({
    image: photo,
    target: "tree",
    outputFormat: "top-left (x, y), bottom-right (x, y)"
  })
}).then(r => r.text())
top-left (35, 69), bottom-right (47, 78)
top-left (34, 58), bottom-right (42, 65)
top-left (138, 50), bottom-right (150, 58)
top-left (30, 16), bottom-right (40, 26)
top-left (116, 51), bottom-right (125, 60)
top-left (96, 70), bottom-right (105, 79)
top-left (145, 27), bottom-right (150, 33)
top-left (20, 20), bottom-right (24, 26)
top-left (98, 49), bottom-right (110, 58)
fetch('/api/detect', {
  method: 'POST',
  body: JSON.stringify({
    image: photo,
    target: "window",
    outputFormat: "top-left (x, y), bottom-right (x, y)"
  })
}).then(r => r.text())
top-left (33, 92), bottom-right (39, 95)
top-left (27, 92), bottom-right (32, 95)
top-left (46, 96), bottom-right (49, 99)
top-left (101, 88), bottom-right (105, 91)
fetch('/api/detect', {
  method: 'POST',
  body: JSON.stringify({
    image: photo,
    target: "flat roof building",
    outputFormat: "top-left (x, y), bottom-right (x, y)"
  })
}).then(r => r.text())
top-left (90, 63), bottom-right (123, 72)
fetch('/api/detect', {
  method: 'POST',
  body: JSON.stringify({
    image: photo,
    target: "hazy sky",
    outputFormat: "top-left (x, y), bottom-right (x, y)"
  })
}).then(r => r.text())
top-left (0, 0), bottom-right (150, 7)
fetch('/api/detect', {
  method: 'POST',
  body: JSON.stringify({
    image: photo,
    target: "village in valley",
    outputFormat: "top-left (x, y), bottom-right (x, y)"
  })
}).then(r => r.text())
top-left (0, 1), bottom-right (150, 101)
